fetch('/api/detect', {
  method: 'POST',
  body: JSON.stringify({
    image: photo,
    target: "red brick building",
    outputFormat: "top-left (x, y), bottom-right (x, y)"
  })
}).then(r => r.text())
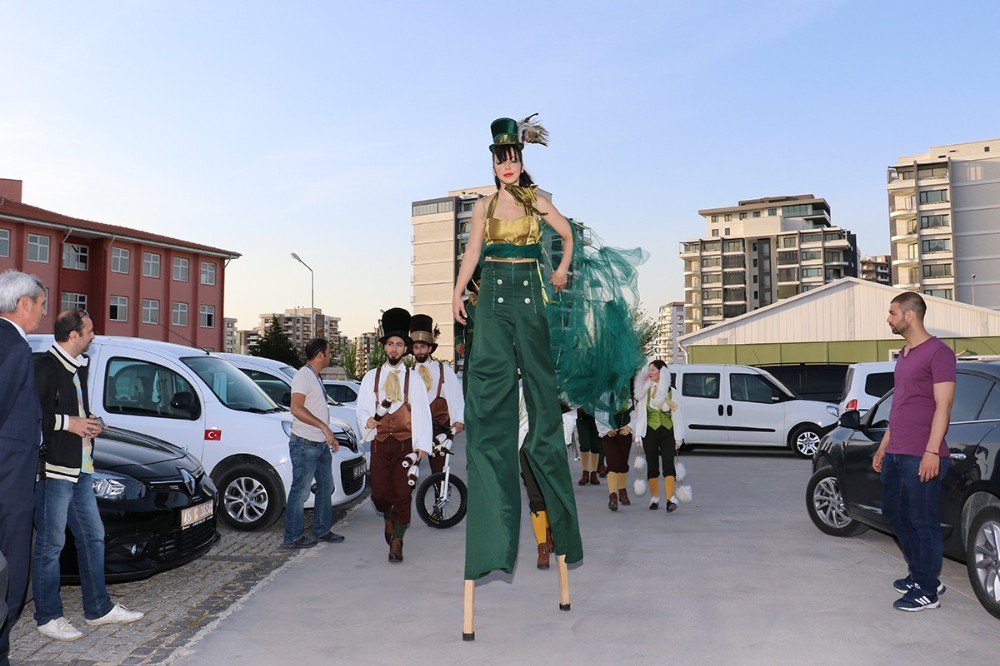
top-left (0, 179), bottom-right (240, 350)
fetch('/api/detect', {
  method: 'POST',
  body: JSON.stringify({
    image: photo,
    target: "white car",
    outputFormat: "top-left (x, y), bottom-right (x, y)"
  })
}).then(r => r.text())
top-left (668, 363), bottom-right (839, 458)
top-left (838, 361), bottom-right (896, 417)
top-left (28, 336), bottom-right (366, 531)
top-left (322, 379), bottom-right (361, 408)
top-left (217, 353), bottom-right (358, 431)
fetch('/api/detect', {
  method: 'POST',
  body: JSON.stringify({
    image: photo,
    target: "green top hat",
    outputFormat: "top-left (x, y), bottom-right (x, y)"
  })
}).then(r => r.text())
top-left (489, 114), bottom-right (548, 153)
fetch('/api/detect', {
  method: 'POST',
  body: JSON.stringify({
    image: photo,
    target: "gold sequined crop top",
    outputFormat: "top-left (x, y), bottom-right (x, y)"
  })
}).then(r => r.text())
top-left (484, 190), bottom-right (542, 246)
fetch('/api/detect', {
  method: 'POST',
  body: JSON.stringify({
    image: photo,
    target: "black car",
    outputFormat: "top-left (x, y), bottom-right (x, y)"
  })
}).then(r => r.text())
top-left (60, 427), bottom-right (220, 583)
top-left (806, 362), bottom-right (1000, 620)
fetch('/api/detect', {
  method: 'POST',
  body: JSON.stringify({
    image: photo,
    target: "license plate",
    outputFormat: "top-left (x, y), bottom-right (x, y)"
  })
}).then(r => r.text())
top-left (353, 463), bottom-right (367, 480)
top-left (181, 501), bottom-right (214, 529)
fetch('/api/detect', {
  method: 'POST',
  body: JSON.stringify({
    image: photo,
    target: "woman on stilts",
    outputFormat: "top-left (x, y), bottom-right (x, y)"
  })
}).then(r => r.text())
top-left (455, 116), bottom-right (582, 640)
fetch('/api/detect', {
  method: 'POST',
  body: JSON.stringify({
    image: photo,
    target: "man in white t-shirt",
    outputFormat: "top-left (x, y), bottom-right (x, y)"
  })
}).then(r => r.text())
top-left (283, 338), bottom-right (344, 548)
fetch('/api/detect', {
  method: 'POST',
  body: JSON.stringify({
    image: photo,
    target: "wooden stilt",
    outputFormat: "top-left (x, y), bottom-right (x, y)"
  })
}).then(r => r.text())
top-left (463, 579), bottom-right (476, 641)
top-left (557, 554), bottom-right (571, 610)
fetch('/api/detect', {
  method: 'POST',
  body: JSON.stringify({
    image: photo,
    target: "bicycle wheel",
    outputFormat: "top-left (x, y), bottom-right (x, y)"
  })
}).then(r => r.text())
top-left (415, 472), bottom-right (468, 528)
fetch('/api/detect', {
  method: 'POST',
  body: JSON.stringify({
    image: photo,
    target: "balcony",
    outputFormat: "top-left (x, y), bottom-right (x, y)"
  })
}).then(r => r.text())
top-left (890, 221), bottom-right (918, 242)
top-left (679, 242), bottom-right (700, 256)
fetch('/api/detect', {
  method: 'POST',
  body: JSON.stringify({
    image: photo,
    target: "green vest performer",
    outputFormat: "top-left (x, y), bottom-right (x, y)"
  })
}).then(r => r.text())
top-left (454, 115), bottom-right (582, 639)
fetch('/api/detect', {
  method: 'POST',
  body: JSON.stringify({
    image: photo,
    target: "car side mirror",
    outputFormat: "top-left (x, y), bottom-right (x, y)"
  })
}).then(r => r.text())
top-left (281, 391), bottom-right (292, 407)
top-left (838, 409), bottom-right (861, 430)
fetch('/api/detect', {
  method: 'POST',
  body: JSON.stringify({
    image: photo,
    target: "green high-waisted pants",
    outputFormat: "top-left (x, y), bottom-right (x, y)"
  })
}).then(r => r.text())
top-left (464, 261), bottom-right (583, 580)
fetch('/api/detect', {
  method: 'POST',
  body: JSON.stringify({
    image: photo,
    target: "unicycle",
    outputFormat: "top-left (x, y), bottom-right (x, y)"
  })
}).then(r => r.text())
top-left (415, 436), bottom-right (467, 528)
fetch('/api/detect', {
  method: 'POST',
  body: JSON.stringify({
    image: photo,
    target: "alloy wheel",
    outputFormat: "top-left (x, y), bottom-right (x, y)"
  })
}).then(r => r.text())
top-left (796, 431), bottom-right (822, 457)
top-left (224, 476), bottom-right (269, 524)
top-left (812, 476), bottom-right (851, 529)
top-left (973, 518), bottom-right (1000, 604)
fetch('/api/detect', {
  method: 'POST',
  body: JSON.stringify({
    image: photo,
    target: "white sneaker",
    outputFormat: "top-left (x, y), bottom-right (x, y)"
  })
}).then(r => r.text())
top-left (85, 603), bottom-right (144, 626)
top-left (37, 617), bottom-right (83, 641)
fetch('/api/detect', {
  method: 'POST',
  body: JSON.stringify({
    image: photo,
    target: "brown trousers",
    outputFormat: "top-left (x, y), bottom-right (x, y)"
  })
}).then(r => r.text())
top-left (601, 433), bottom-right (631, 473)
top-left (371, 436), bottom-right (415, 527)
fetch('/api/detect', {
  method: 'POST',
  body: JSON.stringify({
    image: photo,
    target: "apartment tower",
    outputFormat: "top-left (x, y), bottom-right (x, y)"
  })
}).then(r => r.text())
top-left (887, 139), bottom-right (1000, 308)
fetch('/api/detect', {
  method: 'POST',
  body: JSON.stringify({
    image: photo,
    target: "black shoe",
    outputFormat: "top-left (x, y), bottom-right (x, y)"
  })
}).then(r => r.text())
top-left (665, 501), bottom-right (678, 513)
top-left (893, 575), bottom-right (945, 596)
top-left (281, 535), bottom-right (317, 549)
top-left (317, 531), bottom-right (345, 543)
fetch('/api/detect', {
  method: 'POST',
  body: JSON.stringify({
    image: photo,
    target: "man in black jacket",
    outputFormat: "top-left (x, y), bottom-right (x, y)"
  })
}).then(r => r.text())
top-left (0, 270), bottom-right (46, 665)
top-left (32, 310), bottom-right (143, 642)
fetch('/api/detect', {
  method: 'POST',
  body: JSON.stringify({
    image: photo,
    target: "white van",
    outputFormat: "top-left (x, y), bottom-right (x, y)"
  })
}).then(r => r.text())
top-left (668, 364), bottom-right (838, 458)
top-left (28, 336), bottom-right (367, 531)
top-left (838, 361), bottom-right (896, 416)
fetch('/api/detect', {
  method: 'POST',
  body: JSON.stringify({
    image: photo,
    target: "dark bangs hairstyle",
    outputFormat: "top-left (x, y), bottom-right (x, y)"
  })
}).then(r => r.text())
top-left (492, 144), bottom-right (535, 189)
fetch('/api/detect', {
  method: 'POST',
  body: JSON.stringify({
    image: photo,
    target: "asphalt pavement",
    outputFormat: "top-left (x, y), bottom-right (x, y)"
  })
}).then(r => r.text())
top-left (170, 438), bottom-right (998, 665)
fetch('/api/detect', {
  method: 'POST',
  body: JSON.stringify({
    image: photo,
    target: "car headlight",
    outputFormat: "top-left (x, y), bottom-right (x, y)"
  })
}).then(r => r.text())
top-left (282, 420), bottom-right (293, 437)
top-left (93, 472), bottom-right (146, 501)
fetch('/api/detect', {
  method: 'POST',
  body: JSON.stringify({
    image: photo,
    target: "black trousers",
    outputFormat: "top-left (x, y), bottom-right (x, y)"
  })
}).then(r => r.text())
top-left (642, 426), bottom-right (676, 479)
top-left (0, 441), bottom-right (37, 662)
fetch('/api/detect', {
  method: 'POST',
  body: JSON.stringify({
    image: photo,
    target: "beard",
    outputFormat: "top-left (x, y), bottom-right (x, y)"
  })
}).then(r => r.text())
top-left (386, 354), bottom-right (404, 366)
top-left (414, 353), bottom-right (429, 363)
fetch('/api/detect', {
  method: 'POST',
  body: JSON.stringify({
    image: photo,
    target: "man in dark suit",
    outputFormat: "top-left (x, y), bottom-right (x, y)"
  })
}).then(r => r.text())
top-left (0, 270), bottom-right (46, 664)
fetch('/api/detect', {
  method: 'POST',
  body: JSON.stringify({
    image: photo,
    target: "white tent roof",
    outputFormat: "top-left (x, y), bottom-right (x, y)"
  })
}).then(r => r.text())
top-left (679, 277), bottom-right (1000, 347)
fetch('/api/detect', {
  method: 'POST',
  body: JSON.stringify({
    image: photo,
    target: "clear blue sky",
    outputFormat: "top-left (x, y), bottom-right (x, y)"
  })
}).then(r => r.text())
top-left (3, 1), bottom-right (998, 337)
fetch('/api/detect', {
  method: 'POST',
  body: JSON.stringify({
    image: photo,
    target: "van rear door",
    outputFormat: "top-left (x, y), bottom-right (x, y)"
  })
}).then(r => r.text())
top-left (678, 369), bottom-right (728, 445)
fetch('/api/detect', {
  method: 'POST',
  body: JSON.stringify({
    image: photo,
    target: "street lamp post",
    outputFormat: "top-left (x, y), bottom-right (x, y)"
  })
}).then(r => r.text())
top-left (290, 252), bottom-right (314, 336)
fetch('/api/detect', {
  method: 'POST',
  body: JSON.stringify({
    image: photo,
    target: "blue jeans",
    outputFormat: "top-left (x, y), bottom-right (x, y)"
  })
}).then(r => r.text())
top-left (881, 453), bottom-right (949, 594)
top-left (283, 435), bottom-right (334, 543)
top-left (32, 474), bottom-right (114, 625)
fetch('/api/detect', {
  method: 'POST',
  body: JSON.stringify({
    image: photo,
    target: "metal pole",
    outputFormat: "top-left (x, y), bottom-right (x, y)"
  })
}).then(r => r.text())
top-left (291, 252), bottom-right (315, 337)
top-left (972, 273), bottom-right (977, 307)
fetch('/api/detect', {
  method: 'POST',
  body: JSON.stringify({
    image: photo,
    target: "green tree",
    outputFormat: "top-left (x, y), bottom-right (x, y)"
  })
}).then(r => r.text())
top-left (253, 315), bottom-right (302, 368)
top-left (368, 343), bottom-right (386, 371)
top-left (343, 342), bottom-right (358, 380)
top-left (633, 307), bottom-right (658, 359)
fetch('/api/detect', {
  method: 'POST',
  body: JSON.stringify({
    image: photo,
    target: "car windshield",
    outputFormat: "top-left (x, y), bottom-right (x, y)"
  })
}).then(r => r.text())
top-left (278, 366), bottom-right (296, 380)
top-left (181, 357), bottom-right (280, 413)
top-left (755, 369), bottom-right (797, 399)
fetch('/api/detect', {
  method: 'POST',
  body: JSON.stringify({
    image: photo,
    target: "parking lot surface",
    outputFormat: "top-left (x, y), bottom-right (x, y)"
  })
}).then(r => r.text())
top-left (173, 444), bottom-right (997, 665)
top-left (11, 441), bottom-right (999, 664)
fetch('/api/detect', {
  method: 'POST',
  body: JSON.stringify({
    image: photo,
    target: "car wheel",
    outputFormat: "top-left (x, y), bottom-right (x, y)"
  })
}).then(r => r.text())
top-left (806, 467), bottom-right (866, 537)
top-left (790, 424), bottom-right (822, 459)
top-left (217, 464), bottom-right (285, 531)
top-left (966, 503), bottom-right (1000, 620)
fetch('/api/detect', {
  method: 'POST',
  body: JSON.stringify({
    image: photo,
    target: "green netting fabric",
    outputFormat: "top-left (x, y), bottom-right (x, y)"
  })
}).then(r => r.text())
top-left (540, 222), bottom-right (648, 415)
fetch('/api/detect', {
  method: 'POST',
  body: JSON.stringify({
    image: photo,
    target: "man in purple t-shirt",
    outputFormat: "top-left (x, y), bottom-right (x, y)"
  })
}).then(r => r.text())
top-left (872, 292), bottom-right (955, 612)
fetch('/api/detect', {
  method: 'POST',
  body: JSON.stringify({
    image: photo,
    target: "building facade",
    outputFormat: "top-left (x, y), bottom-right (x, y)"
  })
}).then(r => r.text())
top-left (654, 301), bottom-right (685, 362)
top-left (887, 139), bottom-right (1000, 309)
top-left (859, 254), bottom-right (891, 285)
top-left (223, 317), bottom-right (238, 353)
top-left (0, 179), bottom-right (239, 350)
top-left (354, 331), bottom-right (379, 377)
top-left (679, 194), bottom-right (858, 333)
top-left (255, 307), bottom-right (342, 359)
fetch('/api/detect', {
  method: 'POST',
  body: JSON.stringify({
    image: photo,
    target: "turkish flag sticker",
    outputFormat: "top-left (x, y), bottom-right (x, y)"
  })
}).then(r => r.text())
top-left (204, 428), bottom-right (222, 441)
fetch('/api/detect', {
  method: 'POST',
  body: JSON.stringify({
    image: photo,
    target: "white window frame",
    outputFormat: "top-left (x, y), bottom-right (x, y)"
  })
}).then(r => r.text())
top-left (173, 258), bottom-right (190, 282)
top-left (61, 292), bottom-right (88, 312)
top-left (143, 252), bottom-right (161, 278)
top-left (111, 247), bottom-right (131, 274)
top-left (172, 302), bottom-right (189, 326)
top-left (200, 261), bottom-right (217, 286)
top-left (27, 234), bottom-right (50, 263)
top-left (63, 243), bottom-right (89, 270)
top-left (199, 304), bottom-right (215, 328)
top-left (0, 228), bottom-right (10, 257)
top-left (109, 295), bottom-right (128, 322)
top-left (142, 298), bottom-right (159, 324)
